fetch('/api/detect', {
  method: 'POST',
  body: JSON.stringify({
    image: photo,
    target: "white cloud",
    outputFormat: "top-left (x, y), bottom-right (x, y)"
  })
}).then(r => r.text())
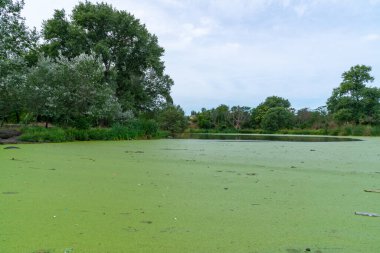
top-left (363, 33), bottom-right (380, 41)
top-left (293, 3), bottom-right (308, 17)
top-left (21, 0), bottom-right (380, 113)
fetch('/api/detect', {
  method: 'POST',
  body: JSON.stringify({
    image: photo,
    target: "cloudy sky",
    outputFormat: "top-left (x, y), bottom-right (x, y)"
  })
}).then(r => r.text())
top-left (22, 0), bottom-right (380, 113)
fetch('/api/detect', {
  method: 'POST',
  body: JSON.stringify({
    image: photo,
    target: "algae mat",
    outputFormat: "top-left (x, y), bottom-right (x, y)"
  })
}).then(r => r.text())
top-left (1, 138), bottom-right (380, 253)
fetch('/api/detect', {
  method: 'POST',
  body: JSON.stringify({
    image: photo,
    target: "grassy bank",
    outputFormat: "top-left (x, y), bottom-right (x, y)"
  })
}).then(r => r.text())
top-left (19, 121), bottom-right (169, 143)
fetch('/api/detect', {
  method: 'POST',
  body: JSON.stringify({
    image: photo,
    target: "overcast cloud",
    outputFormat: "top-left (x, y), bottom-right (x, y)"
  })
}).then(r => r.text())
top-left (22, 0), bottom-right (380, 113)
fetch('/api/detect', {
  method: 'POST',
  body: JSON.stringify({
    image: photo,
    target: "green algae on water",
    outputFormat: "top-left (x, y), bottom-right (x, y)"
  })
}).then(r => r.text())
top-left (0, 137), bottom-right (379, 253)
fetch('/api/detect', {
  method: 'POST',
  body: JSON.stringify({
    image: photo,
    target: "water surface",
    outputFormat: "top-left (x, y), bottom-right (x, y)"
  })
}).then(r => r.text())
top-left (1, 138), bottom-right (379, 253)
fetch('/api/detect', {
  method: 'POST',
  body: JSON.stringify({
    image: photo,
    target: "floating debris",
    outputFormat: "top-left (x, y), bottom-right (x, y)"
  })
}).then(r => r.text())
top-left (140, 220), bottom-right (153, 224)
top-left (355, 212), bottom-right (379, 217)
top-left (364, 189), bottom-right (380, 193)
top-left (64, 248), bottom-right (74, 253)
top-left (246, 173), bottom-right (256, 176)
top-left (125, 150), bottom-right (144, 154)
top-left (32, 249), bottom-right (51, 253)
top-left (2, 191), bottom-right (19, 195)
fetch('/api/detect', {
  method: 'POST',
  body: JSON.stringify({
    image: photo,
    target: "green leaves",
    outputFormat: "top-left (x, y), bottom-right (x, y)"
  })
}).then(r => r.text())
top-left (327, 65), bottom-right (380, 125)
top-left (42, 2), bottom-right (172, 114)
top-left (26, 53), bottom-right (121, 126)
top-left (0, 0), bottom-right (38, 60)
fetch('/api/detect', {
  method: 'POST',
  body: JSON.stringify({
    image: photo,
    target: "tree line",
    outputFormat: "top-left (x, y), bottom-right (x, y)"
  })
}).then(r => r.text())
top-left (1, 1), bottom-right (380, 135)
top-left (190, 65), bottom-right (380, 132)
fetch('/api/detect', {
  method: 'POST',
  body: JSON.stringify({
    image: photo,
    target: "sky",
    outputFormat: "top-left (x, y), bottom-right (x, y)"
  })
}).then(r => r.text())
top-left (21, 0), bottom-right (380, 113)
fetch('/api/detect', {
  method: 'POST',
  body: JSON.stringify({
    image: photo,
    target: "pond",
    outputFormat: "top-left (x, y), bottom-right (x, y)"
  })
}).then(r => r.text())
top-left (1, 138), bottom-right (379, 253)
top-left (176, 133), bottom-right (361, 142)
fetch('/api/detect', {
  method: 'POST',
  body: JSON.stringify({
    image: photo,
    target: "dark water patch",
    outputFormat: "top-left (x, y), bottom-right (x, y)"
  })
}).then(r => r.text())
top-left (80, 157), bottom-right (95, 162)
top-left (123, 226), bottom-right (138, 232)
top-left (160, 226), bottom-right (176, 233)
top-left (286, 249), bottom-right (302, 253)
top-left (4, 146), bottom-right (20, 150)
top-left (32, 249), bottom-right (51, 253)
top-left (246, 173), bottom-right (256, 176)
top-left (2, 191), bottom-right (19, 195)
top-left (161, 148), bottom-right (188, 151)
top-left (125, 150), bottom-right (144, 153)
top-left (175, 133), bottom-right (361, 142)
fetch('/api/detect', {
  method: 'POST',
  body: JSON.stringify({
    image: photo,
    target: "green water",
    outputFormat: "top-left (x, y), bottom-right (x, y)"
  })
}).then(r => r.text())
top-left (1, 137), bottom-right (379, 253)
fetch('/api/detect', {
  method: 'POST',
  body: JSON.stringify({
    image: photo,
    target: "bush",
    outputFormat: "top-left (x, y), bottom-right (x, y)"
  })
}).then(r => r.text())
top-left (20, 121), bottom-right (160, 142)
top-left (20, 127), bottom-right (66, 142)
top-left (158, 105), bottom-right (188, 134)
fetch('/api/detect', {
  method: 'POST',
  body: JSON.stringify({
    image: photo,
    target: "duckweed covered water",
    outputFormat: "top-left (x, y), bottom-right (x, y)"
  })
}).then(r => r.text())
top-left (1, 137), bottom-right (380, 253)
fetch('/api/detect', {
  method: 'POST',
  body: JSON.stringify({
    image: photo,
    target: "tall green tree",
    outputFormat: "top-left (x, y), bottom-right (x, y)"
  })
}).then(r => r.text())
top-left (0, 0), bottom-right (38, 60)
top-left (251, 96), bottom-right (291, 127)
top-left (26, 53), bottom-right (121, 127)
top-left (0, 57), bottom-right (28, 124)
top-left (229, 106), bottom-right (250, 129)
top-left (0, 0), bottom-right (38, 123)
top-left (158, 105), bottom-right (188, 134)
top-left (261, 107), bottom-right (294, 131)
top-left (327, 65), bottom-right (380, 124)
top-left (42, 2), bottom-right (173, 114)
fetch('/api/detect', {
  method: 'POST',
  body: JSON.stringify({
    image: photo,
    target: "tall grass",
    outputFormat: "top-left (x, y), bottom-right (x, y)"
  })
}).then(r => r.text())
top-left (20, 120), bottom-right (166, 143)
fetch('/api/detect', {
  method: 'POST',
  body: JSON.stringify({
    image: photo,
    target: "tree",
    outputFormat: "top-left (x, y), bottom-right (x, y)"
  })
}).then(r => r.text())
top-left (229, 106), bottom-right (250, 129)
top-left (0, 0), bottom-right (38, 124)
top-left (251, 96), bottom-right (291, 127)
top-left (327, 65), bottom-right (380, 124)
top-left (0, 57), bottom-right (28, 124)
top-left (0, 0), bottom-right (38, 61)
top-left (26, 53), bottom-right (121, 127)
top-left (295, 107), bottom-right (328, 129)
top-left (261, 107), bottom-right (294, 131)
top-left (158, 105), bottom-right (188, 134)
top-left (42, 2), bottom-right (173, 114)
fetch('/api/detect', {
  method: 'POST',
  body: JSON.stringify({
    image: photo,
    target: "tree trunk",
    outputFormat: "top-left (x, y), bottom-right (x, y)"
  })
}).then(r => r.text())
top-left (16, 112), bottom-right (20, 123)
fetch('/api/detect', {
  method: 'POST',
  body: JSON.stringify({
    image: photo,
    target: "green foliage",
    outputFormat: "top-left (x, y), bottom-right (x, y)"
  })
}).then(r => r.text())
top-left (0, 57), bottom-right (28, 123)
top-left (327, 65), bottom-right (380, 125)
top-left (19, 127), bottom-right (67, 142)
top-left (251, 96), bottom-right (292, 127)
top-left (0, 0), bottom-right (38, 60)
top-left (261, 107), bottom-right (295, 131)
top-left (158, 105), bottom-right (188, 134)
top-left (229, 106), bottom-right (251, 129)
top-left (20, 119), bottom-right (160, 142)
top-left (295, 107), bottom-right (328, 129)
top-left (42, 2), bottom-right (173, 114)
top-left (26, 53), bottom-right (121, 127)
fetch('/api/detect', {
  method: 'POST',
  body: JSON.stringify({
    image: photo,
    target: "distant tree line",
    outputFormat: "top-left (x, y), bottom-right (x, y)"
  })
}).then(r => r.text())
top-left (191, 65), bottom-right (380, 133)
top-left (0, 0), bottom-right (186, 133)
top-left (1, 1), bottom-right (380, 136)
